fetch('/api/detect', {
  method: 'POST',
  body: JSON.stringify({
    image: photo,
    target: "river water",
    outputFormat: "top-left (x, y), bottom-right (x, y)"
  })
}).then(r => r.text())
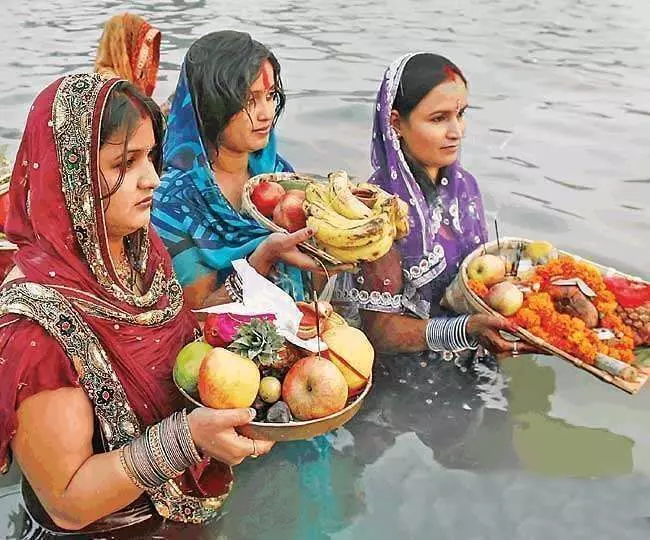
top-left (0, 0), bottom-right (649, 538)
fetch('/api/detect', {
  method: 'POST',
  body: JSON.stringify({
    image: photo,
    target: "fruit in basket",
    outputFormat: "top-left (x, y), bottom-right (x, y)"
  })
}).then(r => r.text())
top-left (198, 348), bottom-right (260, 409)
top-left (546, 284), bottom-right (599, 328)
top-left (486, 281), bottom-right (524, 316)
top-left (228, 318), bottom-right (286, 369)
top-left (303, 172), bottom-right (408, 263)
top-left (328, 170), bottom-right (373, 220)
top-left (251, 181), bottom-right (285, 218)
top-left (174, 341), bottom-right (213, 395)
top-left (467, 254), bottom-right (506, 286)
top-left (258, 376), bottom-right (282, 404)
top-left (282, 356), bottom-right (348, 420)
top-left (322, 326), bottom-right (374, 393)
top-left (272, 190), bottom-right (307, 232)
top-left (525, 240), bottom-right (557, 264)
top-left (204, 312), bottom-right (276, 348)
top-left (604, 276), bottom-right (650, 346)
top-left (322, 310), bottom-right (348, 332)
top-left (296, 300), bottom-right (333, 339)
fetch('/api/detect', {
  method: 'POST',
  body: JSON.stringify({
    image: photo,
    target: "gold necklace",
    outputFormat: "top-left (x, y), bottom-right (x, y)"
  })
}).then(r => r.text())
top-left (114, 249), bottom-right (138, 293)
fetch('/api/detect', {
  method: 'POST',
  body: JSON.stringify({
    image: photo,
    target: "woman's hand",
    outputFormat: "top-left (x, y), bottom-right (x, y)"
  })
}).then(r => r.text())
top-left (188, 408), bottom-right (274, 466)
top-left (248, 227), bottom-right (355, 277)
top-left (466, 313), bottom-right (537, 355)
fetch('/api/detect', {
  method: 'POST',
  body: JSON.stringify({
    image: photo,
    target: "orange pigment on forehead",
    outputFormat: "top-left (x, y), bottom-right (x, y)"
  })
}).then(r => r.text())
top-left (443, 65), bottom-right (459, 82)
top-left (262, 66), bottom-right (273, 91)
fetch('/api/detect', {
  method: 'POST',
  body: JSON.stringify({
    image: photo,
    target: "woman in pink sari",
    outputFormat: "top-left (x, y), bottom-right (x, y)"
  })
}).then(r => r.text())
top-left (0, 73), bottom-right (316, 537)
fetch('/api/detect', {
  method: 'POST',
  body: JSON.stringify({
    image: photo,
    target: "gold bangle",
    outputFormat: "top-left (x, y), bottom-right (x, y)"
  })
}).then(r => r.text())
top-left (120, 445), bottom-right (146, 490)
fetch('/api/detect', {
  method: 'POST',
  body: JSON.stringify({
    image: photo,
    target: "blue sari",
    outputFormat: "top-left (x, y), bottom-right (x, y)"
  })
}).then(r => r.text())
top-left (151, 63), bottom-right (303, 297)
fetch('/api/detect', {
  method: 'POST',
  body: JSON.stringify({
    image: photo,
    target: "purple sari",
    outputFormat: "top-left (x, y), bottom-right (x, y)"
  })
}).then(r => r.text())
top-left (336, 53), bottom-right (487, 319)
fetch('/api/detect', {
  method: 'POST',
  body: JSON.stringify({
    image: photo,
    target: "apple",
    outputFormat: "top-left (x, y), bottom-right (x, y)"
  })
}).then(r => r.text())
top-left (258, 376), bottom-right (282, 404)
top-left (273, 190), bottom-right (307, 233)
top-left (467, 254), bottom-right (506, 286)
top-left (486, 281), bottom-right (524, 316)
top-left (251, 181), bottom-right (285, 218)
top-left (322, 326), bottom-right (374, 393)
top-left (282, 356), bottom-right (348, 420)
top-left (174, 341), bottom-right (213, 395)
top-left (198, 348), bottom-right (260, 409)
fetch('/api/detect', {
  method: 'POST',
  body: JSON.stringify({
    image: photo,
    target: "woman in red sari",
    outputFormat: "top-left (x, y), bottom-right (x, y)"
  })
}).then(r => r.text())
top-left (94, 12), bottom-right (161, 97)
top-left (0, 73), bottom-right (317, 536)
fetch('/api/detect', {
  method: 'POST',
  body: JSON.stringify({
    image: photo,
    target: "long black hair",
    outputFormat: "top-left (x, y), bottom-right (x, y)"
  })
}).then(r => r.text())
top-left (392, 54), bottom-right (467, 200)
top-left (185, 30), bottom-right (286, 151)
top-left (99, 80), bottom-right (165, 203)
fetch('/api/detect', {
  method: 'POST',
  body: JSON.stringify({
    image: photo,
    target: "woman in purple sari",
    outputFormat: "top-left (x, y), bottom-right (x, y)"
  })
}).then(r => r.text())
top-left (336, 53), bottom-right (535, 357)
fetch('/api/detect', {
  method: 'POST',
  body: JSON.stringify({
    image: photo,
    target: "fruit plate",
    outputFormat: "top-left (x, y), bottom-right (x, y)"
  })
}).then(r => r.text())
top-left (173, 372), bottom-right (372, 442)
top-left (453, 237), bottom-right (650, 394)
top-left (240, 172), bottom-right (345, 266)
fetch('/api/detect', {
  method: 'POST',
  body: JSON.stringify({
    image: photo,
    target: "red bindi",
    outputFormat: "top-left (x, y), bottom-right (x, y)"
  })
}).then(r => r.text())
top-left (443, 65), bottom-right (459, 82)
top-left (262, 67), bottom-right (273, 91)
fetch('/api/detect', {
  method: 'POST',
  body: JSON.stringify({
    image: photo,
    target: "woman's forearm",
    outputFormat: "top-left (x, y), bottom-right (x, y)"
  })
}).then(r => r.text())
top-left (44, 450), bottom-right (142, 531)
top-left (360, 311), bottom-right (429, 353)
top-left (360, 311), bottom-right (477, 354)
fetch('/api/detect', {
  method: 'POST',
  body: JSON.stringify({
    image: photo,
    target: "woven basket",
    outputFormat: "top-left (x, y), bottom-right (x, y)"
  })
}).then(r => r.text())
top-left (451, 237), bottom-right (649, 394)
top-left (240, 172), bottom-right (344, 266)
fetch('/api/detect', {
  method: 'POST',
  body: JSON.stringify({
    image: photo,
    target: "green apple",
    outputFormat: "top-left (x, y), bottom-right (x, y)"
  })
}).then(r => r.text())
top-left (467, 254), bottom-right (506, 286)
top-left (174, 341), bottom-right (213, 395)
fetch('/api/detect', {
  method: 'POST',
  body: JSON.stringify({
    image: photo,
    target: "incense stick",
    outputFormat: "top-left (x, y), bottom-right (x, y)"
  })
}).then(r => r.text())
top-left (313, 289), bottom-right (322, 359)
top-left (494, 219), bottom-right (501, 252)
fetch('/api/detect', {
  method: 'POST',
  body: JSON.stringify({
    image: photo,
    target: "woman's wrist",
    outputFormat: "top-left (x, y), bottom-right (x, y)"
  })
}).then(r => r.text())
top-left (247, 242), bottom-right (273, 277)
top-left (425, 315), bottom-right (478, 352)
top-left (120, 409), bottom-right (202, 491)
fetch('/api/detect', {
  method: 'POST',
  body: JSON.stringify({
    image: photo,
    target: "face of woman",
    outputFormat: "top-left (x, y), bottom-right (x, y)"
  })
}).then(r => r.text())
top-left (219, 59), bottom-right (278, 154)
top-left (98, 115), bottom-right (160, 240)
top-left (391, 78), bottom-right (468, 174)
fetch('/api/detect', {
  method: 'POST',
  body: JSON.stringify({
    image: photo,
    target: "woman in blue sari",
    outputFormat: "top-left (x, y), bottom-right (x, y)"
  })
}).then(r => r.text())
top-left (152, 31), bottom-right (316, 308)
top-left (153, 31), bottom-right (348, 536)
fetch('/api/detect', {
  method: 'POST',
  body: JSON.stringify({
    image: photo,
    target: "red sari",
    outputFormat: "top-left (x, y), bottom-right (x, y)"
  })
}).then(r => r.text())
top-left (0, 74), bottom-right (231, 534)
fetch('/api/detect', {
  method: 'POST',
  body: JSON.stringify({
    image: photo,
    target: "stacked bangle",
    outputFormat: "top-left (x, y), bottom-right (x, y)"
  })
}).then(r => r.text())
top-left (425, 314), bottom-right (479, 352)
top-left (224, 272), bottom-right (243, 302)
top-left (120, 409), bottom-right (203, 490)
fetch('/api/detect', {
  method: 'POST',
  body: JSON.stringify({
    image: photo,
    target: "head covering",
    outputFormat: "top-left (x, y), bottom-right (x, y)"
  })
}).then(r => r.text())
top-left (95, 13), bottom-right (161, 97)
top-left (367, 53), bottom-right (488, 317)
top-left (151, 62), bottom-right (303, 295)
top-left (0, 74), bottom-right (231, 524)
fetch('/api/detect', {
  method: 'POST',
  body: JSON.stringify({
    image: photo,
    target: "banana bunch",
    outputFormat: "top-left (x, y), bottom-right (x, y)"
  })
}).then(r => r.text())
top-left (303, 171), bottom-right (411, 263)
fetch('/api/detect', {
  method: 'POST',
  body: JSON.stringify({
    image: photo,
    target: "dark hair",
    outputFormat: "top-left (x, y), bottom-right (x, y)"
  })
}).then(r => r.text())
top-left (99, 81), bottom-right (165, 202)
top-left (184, 30), bottom-right (286, 151)
top-left (392, 53), bottom-right (467, 199)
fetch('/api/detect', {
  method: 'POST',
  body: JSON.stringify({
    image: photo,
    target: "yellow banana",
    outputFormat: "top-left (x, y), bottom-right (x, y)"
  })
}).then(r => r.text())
top-left (305, 182), bottom-right (331, 207)
top-left (328, 171), bottom-right (373, 220)
top-left (307, 212), bottom-right (392, 248)
top-left (320, 228), bottom-right (395, 263)
top-left (394, 198), bottom-right (410, 239)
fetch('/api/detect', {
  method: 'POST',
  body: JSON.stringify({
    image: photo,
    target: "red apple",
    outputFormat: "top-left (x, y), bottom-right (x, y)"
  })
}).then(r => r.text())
top-left (251, 181), bottom-right (285, 218)
top-left (486, 281), bottom-right (524, 316)
top-left (273, 190), bottom-right (307, 233)
top-left (282, 356), bottom-right (348, 420)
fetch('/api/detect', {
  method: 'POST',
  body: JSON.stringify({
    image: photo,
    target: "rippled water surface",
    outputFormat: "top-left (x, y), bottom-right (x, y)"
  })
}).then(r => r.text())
top-left (1, 0), bottom-right (649, 538)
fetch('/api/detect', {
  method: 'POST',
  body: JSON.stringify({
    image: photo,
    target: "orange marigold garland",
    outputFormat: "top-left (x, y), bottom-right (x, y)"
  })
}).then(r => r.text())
top-left (511, 256), bottom-right (636, 364)
top-left (468, 279), bottom-right (489, 299)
